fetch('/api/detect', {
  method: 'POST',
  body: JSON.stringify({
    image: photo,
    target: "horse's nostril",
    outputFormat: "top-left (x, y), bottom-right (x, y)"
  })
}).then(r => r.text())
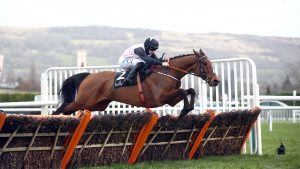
top-left (213, 80), bottom-right (219, 86)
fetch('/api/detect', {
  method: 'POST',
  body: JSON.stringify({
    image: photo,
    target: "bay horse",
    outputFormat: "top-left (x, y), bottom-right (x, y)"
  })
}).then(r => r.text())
top-left (52, 49), bottom-right (219, 118)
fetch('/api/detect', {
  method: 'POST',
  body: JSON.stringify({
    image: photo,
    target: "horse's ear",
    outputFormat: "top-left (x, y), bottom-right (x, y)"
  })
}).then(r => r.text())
top-left (193, 49), bottom-right (199, 55)
top-left (199, 49), bottom-right (204, 55)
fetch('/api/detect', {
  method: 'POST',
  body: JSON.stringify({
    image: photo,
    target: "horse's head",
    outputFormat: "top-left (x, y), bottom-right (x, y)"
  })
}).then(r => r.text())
top-left (192, 49), bottom-right (219, 86)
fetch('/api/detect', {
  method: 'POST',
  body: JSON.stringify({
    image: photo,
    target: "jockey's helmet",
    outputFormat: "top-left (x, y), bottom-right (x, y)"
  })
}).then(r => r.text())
top-left (144, 38), bottom-right (159, 52)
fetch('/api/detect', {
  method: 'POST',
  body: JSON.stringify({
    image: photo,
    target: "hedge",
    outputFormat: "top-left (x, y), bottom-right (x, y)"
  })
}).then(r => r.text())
top-left (0, 93), bottom-right (36, 102)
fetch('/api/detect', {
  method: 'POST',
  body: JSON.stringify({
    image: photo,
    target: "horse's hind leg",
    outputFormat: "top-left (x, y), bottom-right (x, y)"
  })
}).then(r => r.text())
top-left (91, 100), bottom-right (112, 112)
top-left (52, 102), bottom-right (68, 115)
top-left (63, 101), bottom-right (85, 115)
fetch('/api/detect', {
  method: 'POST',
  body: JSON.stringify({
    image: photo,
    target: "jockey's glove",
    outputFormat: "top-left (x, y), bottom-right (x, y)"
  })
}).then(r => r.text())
top-left (162, 62), bottom-right (169, 67)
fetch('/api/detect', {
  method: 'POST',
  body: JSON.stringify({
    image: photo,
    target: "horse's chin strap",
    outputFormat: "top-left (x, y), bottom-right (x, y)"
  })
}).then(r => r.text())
top-left (136, 73), bottom-right (157, 113)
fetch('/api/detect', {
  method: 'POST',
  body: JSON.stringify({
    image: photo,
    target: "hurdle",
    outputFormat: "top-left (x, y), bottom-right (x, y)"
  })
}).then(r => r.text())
top-left (0, 108), bottom-right (260, 168)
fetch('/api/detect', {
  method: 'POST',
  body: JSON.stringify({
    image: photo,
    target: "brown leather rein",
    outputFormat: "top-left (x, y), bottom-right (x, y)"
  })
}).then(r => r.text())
top-left (165, 55), bottom-right (208, 81)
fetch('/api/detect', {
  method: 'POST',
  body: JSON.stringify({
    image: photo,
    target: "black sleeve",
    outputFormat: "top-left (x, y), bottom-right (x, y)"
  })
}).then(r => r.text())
top-left (134, 47), bottom-right (162, 65)
top-left (151, 53), bottom-right (159, 60)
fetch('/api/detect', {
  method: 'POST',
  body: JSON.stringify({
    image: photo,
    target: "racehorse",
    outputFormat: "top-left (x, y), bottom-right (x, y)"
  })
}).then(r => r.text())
top-left (52, 49), bottom-right (219, 118)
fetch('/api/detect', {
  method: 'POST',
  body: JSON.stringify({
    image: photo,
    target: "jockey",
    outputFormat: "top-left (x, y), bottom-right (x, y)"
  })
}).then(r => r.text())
top-left (119, 37), bottom-right (169, 85)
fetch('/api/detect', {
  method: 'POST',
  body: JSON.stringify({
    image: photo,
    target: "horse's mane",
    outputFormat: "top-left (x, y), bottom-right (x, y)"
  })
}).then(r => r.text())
top-left (161, 53), bottom-right (194, 61)
top-left (170, 53), bottom-right (194, 60)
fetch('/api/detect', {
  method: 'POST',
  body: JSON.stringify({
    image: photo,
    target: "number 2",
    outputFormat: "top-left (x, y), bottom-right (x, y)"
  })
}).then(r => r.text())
top-left (117, 71), bottom-right (126, 81)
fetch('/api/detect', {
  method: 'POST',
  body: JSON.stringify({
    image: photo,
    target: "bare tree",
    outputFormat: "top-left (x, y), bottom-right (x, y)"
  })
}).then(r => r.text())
top-left (29, 59), bottom-right (39, 91)
top-left (272, 83), bottom-right (280, 94)
top-left (265, 85), bottom-right (271, 95)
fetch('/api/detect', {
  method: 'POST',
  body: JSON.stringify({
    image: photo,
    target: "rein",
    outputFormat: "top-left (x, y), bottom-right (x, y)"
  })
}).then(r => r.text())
top-left (166, 55), bottom-right (207, 77)
top-left (153, 55), bottom-right (208, 82)
top-left (167, 58), bottom-right (190, 74)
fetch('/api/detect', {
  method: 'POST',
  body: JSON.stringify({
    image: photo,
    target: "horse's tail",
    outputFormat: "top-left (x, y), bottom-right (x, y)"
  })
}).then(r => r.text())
top-left (52, 72), bottom-right (91, 115)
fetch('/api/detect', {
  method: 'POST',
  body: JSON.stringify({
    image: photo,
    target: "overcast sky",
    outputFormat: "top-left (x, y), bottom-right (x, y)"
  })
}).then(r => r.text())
top-left (0, 0), bottom-right (299, 37)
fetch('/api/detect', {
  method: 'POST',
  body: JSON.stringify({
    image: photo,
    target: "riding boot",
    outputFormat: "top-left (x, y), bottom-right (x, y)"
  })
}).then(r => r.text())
top-left (123, 62), bottom-right (145, 85)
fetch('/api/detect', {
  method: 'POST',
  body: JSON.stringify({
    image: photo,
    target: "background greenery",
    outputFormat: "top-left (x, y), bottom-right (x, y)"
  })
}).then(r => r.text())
top-left (0, 93), bottom-right (36, 102)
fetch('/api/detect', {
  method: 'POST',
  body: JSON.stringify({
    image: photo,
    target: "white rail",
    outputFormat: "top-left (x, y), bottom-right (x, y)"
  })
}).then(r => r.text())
top-left (245, 95), bottom-right (300, 101)
top-left (260, 106), bottom-right (300, 110)
top-left (0, 101), bottom-right (57, 107)
top-left (246, 95), bottom-right (300, 123)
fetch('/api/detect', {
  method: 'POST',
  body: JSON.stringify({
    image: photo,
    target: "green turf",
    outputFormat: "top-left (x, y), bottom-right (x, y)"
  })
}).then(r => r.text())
top-left (82, 122), bottom-right (300, 169)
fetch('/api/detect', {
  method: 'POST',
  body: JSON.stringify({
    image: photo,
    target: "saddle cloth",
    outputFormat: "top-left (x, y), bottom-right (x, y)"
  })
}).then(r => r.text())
top-left (113, 68), bottom-right (152, 88)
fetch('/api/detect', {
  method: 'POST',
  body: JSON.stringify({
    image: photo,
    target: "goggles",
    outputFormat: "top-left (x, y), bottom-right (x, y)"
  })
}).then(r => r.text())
top-left (149, 47), bottom-right (158, 51)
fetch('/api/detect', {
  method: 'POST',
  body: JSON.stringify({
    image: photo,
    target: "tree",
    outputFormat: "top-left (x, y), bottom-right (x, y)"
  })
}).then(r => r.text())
top-left (272, 83), bottom-right (280, 94)
top-left (281, 75), bottom-right (293, 92)
top-left (16, 77), bottom-right (29, 90)
top-left (265, 85), bottom-right (271, 95)
top-left (29, 58), bottom-right (39, 91)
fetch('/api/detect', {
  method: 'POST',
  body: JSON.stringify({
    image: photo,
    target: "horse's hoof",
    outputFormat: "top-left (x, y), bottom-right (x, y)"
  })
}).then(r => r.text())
top-left (177, 114), bottom-right (184, 120)
top-left (178, 113), bottom-right (186, 120)
top-left (178, 110), bottom-right (189, 119)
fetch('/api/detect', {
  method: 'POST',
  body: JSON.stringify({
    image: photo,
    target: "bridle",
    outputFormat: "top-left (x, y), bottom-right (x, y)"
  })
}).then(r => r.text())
top-left (166, 55), bottom-right (211, 83)
top-left (191, 55), bottom-right (210, 82)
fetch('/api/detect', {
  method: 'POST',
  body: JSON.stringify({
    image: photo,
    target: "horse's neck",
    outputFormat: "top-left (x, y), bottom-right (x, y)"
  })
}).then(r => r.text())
top-left (169, 55), bottom-right (196, 79)
top-left (171, 54), bottom-right (195, 69)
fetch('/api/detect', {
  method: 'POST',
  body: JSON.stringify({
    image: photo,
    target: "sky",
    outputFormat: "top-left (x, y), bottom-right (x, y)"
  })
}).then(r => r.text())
top-left (0, 0), bottom-right (299, 37)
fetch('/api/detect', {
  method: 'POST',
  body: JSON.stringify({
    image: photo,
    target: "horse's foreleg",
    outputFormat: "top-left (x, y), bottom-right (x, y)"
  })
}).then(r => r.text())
top-left (164, 88), bottom-right (195, 118)
top-left (177, 88), bottom-right (196, 119)
top-left (178, 89), bottom-right (191, 119)
top-left (186, 88), bottom-right (196, 110)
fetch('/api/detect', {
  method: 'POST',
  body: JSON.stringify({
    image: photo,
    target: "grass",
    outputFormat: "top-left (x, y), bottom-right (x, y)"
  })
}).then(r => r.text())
top-left (82, 122), bottom-right (300, 169)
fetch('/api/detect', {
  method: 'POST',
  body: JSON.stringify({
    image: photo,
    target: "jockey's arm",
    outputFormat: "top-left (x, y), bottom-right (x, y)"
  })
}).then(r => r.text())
top-left (151, 53), bottom-right (159, 60)
top-left (134, 47), bottom-right (162, 65)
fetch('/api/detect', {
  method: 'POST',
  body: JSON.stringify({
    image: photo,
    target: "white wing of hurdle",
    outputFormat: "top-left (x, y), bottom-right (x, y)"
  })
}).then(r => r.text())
top-left (40, 57), bottom-right (261, 155)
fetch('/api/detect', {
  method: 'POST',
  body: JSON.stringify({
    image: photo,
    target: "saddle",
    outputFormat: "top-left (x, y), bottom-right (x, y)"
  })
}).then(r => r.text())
top-left (113, 67), bottom-right (152, 88)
